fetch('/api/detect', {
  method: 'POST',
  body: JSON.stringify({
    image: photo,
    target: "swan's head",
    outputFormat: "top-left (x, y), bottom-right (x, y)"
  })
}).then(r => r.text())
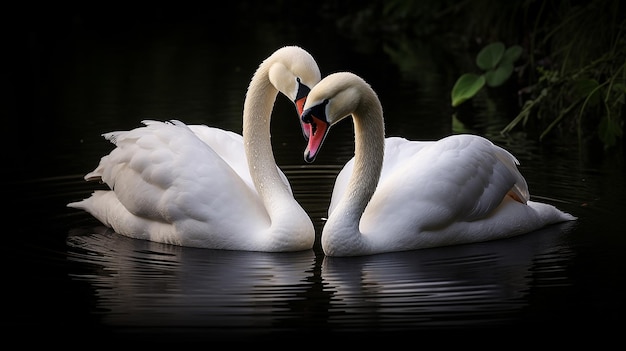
top-left (301, 72), bottom-right (364, 163)
top-left (267, 46), bottom-right (321, 140)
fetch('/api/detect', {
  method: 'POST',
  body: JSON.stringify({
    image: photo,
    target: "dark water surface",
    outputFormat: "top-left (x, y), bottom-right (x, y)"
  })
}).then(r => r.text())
top-left (6, 7), bottom-right (625, 344)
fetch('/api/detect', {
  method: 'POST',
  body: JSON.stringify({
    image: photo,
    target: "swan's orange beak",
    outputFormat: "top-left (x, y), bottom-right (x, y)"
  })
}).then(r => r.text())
top-left (295, 96), bottom-right (312, 140)
top-left (302, 106), bottom-right (330, 163)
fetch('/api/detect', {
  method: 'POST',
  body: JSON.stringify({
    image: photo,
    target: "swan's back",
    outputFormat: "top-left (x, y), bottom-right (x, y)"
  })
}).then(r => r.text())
top-left (329, 137), bottom-right (431, 215)
top-left (331, 135), bottom-right (528, 215)
top-left (188, 123), bottom-right (292, 195)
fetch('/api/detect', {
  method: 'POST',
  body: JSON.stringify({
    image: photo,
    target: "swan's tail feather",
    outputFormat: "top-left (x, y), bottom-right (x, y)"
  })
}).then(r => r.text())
top-left (82, 155), bottom-right (110, 181)
top-left (68, 191), bottom-right (170, 243)
top-left (67, 199), bottom-right (87, 210)
top-left (67, 191), bottom-right (104, 211)
top-left (492, 144), bottom-right (530, 203)
top-left (67, 191), bottom-right (116, 228)
top-left (527, 200), bottom-right (577, 223)
top-left (84, 172), bottom-right (102, 182)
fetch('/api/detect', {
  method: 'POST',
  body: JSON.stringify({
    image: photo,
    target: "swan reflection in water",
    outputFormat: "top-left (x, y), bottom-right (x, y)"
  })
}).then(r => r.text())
top-left (66, 220), bottom-right (576, 334)
top-left (66, 226), bottom-right (318, 333)
top-left (319, 220), bottom-right (577, 330)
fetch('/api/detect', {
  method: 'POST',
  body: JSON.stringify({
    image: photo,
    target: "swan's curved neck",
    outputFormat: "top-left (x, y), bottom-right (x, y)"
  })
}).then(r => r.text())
top-left (241, 60), bottom-right (315, 251)
top-left (322, 88), bottom-right (385, 255)
top-left (243, 62), bottom-right (292, 205)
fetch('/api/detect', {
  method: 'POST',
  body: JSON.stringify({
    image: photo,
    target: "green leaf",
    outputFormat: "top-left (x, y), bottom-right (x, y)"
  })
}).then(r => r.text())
top-left (476, 42), bottom-right (505, 71)
top-left (451, 73), bottom-right (486, 107)
top-left (452, 113), bottom-right (471, 133)
top-left (500, 45), bottom-right (523, 65)
top-left (611, 82), bottom-right (626, 94)
top-left (485, 62), bottom-right (514, 87)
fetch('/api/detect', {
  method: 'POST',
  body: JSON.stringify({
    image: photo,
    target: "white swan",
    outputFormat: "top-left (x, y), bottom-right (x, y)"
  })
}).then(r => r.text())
top-left (67, 46), bottom-right (320, 252)
top-left (300, 72), bottom-right (576, 257)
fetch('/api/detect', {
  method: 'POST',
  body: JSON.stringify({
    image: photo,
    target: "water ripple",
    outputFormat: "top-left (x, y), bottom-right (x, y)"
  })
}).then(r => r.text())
top-left (65, 226), bottom-right (319, 331)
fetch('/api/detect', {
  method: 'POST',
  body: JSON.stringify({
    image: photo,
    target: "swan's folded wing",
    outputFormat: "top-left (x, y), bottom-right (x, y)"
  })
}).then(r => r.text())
top-left (188, 123), bottom-right (292, 195)
top-left (88, 121), bottom-right (266, 224)
top-left (368, 135), bottom-right (526, 227)
top-left (187, 124), bottom-right (255, 191)
top-left (425, 135), bottom-right (529, 221)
